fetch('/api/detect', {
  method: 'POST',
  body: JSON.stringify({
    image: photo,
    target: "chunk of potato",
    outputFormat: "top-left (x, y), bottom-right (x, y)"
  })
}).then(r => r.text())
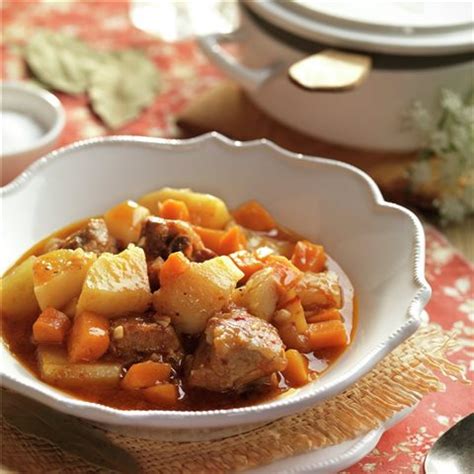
top-left (233, 267), bottom-right (279, 321)
top-left (38, 345), bottom-right (121, 388)
top-left (139, 187), bottom-right (231, 229)
top-left (33, 249), bottom-right (96, 311)
top-left (153, 256), bottom-right (244, 334)
top-left (104, 200), bottom-right (150, 245)
top-left (0, 256), bottom-right (40, 320)
top-left (296, 271), bottom-right (342, 309)
top-left (77, 245), bottom-right (152, 317)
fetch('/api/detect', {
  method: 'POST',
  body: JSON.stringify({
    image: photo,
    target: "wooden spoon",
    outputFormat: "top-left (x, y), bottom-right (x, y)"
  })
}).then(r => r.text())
top-left (288, 49), bottom-right (372, 92)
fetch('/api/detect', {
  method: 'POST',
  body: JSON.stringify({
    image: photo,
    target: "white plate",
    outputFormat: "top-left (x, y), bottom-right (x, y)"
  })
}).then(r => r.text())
top-left (252, 405), bottom-right (416, 473)
top-left (0, 133), bottom-right (431, 439)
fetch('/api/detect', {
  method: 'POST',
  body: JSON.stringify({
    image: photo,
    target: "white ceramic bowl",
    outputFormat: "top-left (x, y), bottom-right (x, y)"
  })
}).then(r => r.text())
top-left (1, 82), bottom-right (65, 185)
top-left (0, 133), bottom-right (431, 440)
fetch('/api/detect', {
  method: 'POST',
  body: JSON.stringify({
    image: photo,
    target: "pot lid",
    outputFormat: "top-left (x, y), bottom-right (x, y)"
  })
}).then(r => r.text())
top-left (243, 0), bottom-right (474, 55)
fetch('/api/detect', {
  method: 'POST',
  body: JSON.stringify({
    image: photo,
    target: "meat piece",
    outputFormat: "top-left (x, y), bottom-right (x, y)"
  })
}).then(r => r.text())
top-left (139, 216), bottom-right (206, 261)
top-left (191, 248), bottom-right (217, 263)
top-left (187, 309), bottom-right (287, 392)
top-left (296, 271), bottom-right (342, 310)
top-left (58, 218), bottom-right (117, 255)
top-left (109, 314), bottom-right (183, 364)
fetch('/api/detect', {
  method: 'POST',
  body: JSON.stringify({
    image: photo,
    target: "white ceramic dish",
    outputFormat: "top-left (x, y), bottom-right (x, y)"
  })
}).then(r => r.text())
top-left (0, 133), bottom-right (431, 440)
top-left (1, 81), bottom-right (65, 185)
top-left (198, 1), bottom-right (473, 151)
top-left (252, 404), bottom-right (416, 473)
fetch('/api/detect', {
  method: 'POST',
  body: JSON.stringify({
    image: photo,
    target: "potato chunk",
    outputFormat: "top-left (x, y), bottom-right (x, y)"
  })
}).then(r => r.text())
top-left (38, 345), bottom-right (121, 388)
top-left (0, 256), bottom-right (40, 320)
top-left (153, 256), bottom-right (244, 334)
top-left (139, 187), bottom-right (231, 229)
top-left (233, 267), bottom-right (279, 321)
top-left (77, 245), bottom-right (152, 317)
top-left (33, 249), bottom-right (96, 312)
top-left (104, 200), bottom-right (150, 245)
top-left (296, 271), bottom-right (342, 309)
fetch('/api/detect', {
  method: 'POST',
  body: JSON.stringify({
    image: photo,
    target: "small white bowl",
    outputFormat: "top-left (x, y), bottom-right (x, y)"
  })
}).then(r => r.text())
top-left (0, 133), bottom-right (431, 441)
top-left (1, 81), bottom-right (65, 185)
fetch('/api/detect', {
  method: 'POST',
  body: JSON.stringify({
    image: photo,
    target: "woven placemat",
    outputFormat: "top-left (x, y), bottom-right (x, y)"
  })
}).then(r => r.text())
top-left (1, 324), bottom-right (467, 473)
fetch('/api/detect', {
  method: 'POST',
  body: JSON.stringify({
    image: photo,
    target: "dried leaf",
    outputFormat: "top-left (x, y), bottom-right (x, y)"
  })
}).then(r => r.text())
top-left (25, 30), bottom-right (104, 94)
top-left (1, 388), bottom-right (140, 473)
top-left (89, 50), bottom-right (161, 129)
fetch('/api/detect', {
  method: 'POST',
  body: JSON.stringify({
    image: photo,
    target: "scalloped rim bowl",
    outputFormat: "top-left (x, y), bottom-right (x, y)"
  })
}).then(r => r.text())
top-left (0, 133), bottom-right (431, 436)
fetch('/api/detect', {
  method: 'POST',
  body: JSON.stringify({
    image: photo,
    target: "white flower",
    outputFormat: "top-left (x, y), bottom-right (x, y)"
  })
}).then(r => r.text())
top-left (435, 195), bottom-right (468, 223)
top-left (459, 104), bottom-right (474, 126)
top-left (449, 123), bottom-right (471, 157)
top-left (407, 87), bottom-right (473, 224)
top-left (429, 129), bottom-right (449, 154)
top-left (409, 100), bottom-right (433, 134)
top-left (441, 89), bottom-right (463, 117)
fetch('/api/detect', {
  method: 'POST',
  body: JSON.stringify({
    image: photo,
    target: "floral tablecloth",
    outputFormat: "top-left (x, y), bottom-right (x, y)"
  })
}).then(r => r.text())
top-left (2, 2), bottom-right (473, 473)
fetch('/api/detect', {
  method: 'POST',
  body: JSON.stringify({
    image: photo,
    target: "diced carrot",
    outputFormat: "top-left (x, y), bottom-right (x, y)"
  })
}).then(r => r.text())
top-left (291, 241), bottom-right (326, 273)
top-left (33, 307), bottom-right (71, 345)
top-left (159, 252), bottom-right (190, 286)
top-left (308, 320), bottom-right (347, 350)
top-left (158, 199), bottom-right (190, 221)
top-left (232, 200), bottom-right (277, 231)
top-left (219, 226), bottom-right (247, 255)
top-left (193, 226), bottom-right (225, 254)
top-left (283, 349), bottom-right (309, 387)
top-left (229, 250), bottom-right (264, 282)
top-left (68, 311), bottom-right (109, 363)
top-left (122, 361), bottom-right (172, 390)
top-left (281, 297), bottom-right (308, 334)
top-left (143, 383), bottom-right (179, 406)
top-left (306, 308), bottom-right (342, 324)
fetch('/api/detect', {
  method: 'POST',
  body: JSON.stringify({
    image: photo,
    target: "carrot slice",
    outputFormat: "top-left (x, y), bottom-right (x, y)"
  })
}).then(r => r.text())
top-left (233, 200), bottom-right (277, 231)
top-left (68, 311), bottom-right (109, 363)
top-left (158, 199), bottom-right (190, 221)
top-left (308, 320), bottom-right (347, 350)
top-left (122, 361), bottom-right (172, 390)
top-left (193, 226), bottom-right (225, 254)
top-left (306, 308), bottom-right (342, 324)
top-left (291, 241), bottom-right (326, 273)
top-left (229, 250), bottom-right (264, 282)
top-left (33, 307), bottom-right (71, 345)
top-left (282, 349), bottom-right (309, 387)
top-left (143, 383), bottom-right (179, 406)
top-left (219, 226), bottom-right (247, 255)
top-left (159, 252), bottom-right (190, 286)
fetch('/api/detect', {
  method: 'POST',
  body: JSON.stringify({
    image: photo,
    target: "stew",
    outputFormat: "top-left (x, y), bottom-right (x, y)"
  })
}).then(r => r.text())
top-left (1, 188), bottom-right (356, 411)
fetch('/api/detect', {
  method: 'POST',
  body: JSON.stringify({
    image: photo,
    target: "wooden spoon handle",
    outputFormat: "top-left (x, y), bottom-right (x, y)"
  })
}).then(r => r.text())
top-left (288, 49), bottom-right (372, 92)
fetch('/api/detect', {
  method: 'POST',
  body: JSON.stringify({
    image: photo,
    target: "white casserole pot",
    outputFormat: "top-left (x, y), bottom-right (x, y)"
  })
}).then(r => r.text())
top-left (198, 1), bottom-right (473, 152)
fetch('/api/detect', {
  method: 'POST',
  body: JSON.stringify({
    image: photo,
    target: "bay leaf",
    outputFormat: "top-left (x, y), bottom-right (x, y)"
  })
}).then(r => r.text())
top-left (25, 30), bottom-right (104, 94)
top-left (88, 50), bottom-right (161, 129)
top-left (1, 388), bottom-right (140, 473)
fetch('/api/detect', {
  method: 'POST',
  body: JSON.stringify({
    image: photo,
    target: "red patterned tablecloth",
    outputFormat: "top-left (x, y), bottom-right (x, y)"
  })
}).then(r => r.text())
top-left (2, 2), bottom-right (473, 473)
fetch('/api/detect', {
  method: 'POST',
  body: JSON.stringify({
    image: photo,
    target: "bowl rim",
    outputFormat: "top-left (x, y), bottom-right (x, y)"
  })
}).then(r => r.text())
top-left (0, 132), bottom-right (431, 429)
top-left (1, 81), bottom-right (66, 160)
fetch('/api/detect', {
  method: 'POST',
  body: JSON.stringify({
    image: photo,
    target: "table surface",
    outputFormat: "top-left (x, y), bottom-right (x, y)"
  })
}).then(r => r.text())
top-left (1, 2), bottom-right (472, 473)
